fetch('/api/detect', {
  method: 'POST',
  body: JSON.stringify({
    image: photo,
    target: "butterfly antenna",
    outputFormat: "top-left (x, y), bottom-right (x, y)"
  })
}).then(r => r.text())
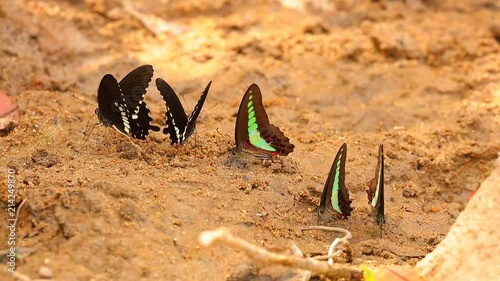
top-left (72, 94), bottom-right (97, 107)
top-left (112, 128), bottom-right (149, 162)
top-left (181, 92), bottom-right (192, 112)
top-left (107, 127), bottom-right (143, 151)
top-left (125, 136), bottom-right (151, 164)
top-left (205, 102), bottom-right (219, 112)
top-left (126, 135), bottom-right (142, 151)
top-left (182, 90), bottom-right (218, 114)
top-left (215, 128), bottom-right (231, 143)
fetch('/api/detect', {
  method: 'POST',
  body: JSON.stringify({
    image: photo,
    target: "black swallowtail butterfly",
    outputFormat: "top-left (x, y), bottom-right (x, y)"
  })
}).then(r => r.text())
top-left (96, 65), bottom-right (160, 140)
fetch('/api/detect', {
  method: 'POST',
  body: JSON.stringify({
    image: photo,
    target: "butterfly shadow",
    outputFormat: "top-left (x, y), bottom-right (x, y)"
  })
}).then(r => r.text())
top-left (360, 207), bottom-right (427, 259)
top-left (361, 204), bottom-right (407, 240)
top-left (224, 148), bottom-right (290, 170)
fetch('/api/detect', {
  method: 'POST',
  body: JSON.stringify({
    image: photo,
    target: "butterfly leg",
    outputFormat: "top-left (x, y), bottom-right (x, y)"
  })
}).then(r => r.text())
top-left (82, 122), bottom-right (101, 144)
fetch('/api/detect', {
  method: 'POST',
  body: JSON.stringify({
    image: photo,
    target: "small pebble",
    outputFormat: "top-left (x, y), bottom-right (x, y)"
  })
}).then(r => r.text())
top-left (38, 265), bottom-right (53, 278)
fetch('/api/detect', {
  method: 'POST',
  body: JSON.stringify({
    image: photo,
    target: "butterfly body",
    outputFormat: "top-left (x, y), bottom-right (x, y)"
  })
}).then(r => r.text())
top-left (156, 78), bottom-right (211, 145)
top-left (317, 143), bottom-right (353, 221)
top-left (96, 65), bottom-right (160, 140)
top-left (367, 144), bottom-right (385, 224)
top-left (233, 84), bottom-right (294, 159)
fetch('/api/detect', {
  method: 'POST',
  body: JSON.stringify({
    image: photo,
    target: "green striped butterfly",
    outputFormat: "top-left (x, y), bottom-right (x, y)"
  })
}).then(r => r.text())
top-left (367, 144), bottom-right (385, 224)
top-left (232, 84), bottom-right (295, 159)
top-left (317, 143), bottom-right (353, 221)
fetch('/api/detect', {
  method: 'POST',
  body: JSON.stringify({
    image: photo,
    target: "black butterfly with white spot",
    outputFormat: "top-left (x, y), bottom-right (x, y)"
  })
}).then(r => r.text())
top-left (96, 65), bottom-right (160, 140)
top-left (155, 78), bottom-right (212, 144)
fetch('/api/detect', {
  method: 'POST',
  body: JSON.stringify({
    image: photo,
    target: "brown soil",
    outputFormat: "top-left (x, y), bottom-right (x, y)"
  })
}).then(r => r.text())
top-left (1, 0), bottom-right (499, 280)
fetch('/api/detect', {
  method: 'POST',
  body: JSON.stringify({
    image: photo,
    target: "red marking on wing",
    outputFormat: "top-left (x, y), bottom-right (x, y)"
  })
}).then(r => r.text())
top-left (467, 191), bottom-right (476, 201)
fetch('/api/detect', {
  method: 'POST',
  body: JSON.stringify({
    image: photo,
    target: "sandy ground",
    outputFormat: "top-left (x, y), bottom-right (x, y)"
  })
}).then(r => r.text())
top-left (0, 0), bottom-right (499, 280)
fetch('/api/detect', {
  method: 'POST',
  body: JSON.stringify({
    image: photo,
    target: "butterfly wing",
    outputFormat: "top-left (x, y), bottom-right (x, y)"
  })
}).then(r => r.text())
top-left (184, 81), bottom-right (212, 142)
top-left (317, 143), bottom-right (353, 221)
top-left (118, 65), bottom-right (154, 110)
top-left (129, 101), bottom-right (161, 139)
top-left (117, 65), bottom-right (158, 139)
top-left (234, 85), bottom-right (251, 152)
top-left (156, 78), bottom-right (189, 144)
top-left (234, 84), bottom-right (294, 158)
top-left (367, 144), bottom-right (385, 224)
top-left (96, 74), bottom-right (131, 135)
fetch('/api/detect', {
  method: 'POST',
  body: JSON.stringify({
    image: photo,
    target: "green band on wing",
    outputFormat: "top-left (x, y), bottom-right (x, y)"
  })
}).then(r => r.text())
top-left (248, 121), bottom-right (258, 132)
top-left (331, 153), bottom-right (343, 214)
top-left (247, 95), bottom-right (276, 152)
top-left (371, 166), bottom-right (382, 207)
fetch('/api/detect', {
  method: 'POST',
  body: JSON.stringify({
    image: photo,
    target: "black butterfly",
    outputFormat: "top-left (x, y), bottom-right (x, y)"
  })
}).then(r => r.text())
top-left (232, 84), bottom-right (295, 159)
top-left (367, 144), bottom-right (385, 224)
top-left (317, 143), bottom-right (353, 221)
top-left (96, 65), bottom-right (160, 140)
top-left (155, 78), bottom-right (212, 145)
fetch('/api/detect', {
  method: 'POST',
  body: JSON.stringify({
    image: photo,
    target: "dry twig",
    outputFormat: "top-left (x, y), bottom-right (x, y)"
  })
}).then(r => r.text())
top-left (122, 1), bottom-right (186, 36)
top-left (12, 271), bottom-right (50, 281)
top-left (301, 225), bottom-right (352, 240)
top-left (302, 225), bottom-right (353, 264)
top-left (199, 228), bottom-right (363, 280)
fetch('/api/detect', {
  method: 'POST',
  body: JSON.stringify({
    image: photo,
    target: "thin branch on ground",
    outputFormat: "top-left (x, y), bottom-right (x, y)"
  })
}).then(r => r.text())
top-left (199, 227), bottom-right (363, 280)
top-left (12, 271), bottom-right (50, 281)
top-left (15, 198), bottom-right (27, 225)
top-left (302, 225), bottom-right (353, 264)
top-left (122, 1), bottom-right (186, 36)
top-left (301, 225), bottom-right (352, 241)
